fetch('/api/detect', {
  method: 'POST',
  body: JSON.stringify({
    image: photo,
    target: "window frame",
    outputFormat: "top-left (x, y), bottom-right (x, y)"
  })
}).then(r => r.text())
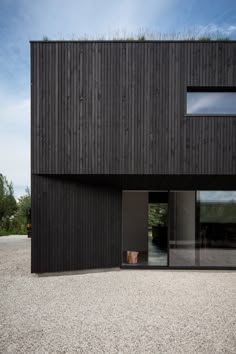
top-left (185, 87), bottom-right (236, 117)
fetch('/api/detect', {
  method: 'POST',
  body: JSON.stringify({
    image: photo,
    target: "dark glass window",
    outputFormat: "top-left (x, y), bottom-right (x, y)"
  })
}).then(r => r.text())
top-left (169, 191), bottom-right (236, 268)
top-left (187, 92), bottom-right (236, 114)
top-left (197, 191), bottom-right (236, 267)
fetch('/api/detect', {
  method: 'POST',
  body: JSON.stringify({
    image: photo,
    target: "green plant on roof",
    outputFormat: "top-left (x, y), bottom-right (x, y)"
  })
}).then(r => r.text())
top-left (40, 30), bottom-right (233, 42)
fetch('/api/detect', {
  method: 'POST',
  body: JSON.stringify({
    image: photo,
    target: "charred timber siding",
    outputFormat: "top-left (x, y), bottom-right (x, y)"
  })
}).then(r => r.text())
top-left (31, 175), bottom-right (122, 273)
top-left (31, 41), bottom-right (236, 176)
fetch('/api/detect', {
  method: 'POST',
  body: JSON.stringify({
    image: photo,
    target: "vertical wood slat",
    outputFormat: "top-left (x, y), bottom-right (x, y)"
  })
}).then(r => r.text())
top-left (31, 175), bottom-right (122, 273)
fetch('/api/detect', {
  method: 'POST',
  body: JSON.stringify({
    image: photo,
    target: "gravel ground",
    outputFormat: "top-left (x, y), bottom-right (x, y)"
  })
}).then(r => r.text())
top-left (0, 236), bottom-right (236, 354)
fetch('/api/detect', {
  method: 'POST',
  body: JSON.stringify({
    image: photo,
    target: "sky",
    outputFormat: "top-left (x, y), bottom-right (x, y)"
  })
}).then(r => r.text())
top-left (200, 191), bottom-right (236, 202)
top-left (1, 0), bottom-right (236, 198)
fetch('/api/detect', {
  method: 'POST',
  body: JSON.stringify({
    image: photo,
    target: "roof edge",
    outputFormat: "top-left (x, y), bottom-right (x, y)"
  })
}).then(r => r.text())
top-left (30, 40), bottom-right (236, 43)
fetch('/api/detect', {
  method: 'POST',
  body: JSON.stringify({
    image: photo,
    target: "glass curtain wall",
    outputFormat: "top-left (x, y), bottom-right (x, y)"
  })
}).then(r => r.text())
top-left (122, 190), bottom-right (236, 268)
top-left (169, 191), bottom-right (236, 267)
top-left (197, 191), bottom-right (236, 267)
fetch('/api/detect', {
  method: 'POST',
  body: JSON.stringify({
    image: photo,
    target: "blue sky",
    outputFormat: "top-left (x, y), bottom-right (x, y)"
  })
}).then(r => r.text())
top-left (1, 0), bottom-right (236, 197)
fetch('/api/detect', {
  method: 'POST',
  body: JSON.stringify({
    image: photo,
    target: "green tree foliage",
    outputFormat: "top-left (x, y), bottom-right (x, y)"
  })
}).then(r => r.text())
top-left (0, 174), bottom-right (31, 235)
top-left (63, 29), bottom-right (232, 42)
top-left (0, 174), bottom-right (17, 231)
top-left (13, 188), bottom-right (31, 233)
top-left (148, 203), bottom-right (168, 227)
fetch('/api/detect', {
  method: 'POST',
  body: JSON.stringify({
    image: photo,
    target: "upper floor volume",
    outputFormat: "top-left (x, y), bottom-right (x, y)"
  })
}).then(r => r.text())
top-left (31, 41), bottom-right (236, 176)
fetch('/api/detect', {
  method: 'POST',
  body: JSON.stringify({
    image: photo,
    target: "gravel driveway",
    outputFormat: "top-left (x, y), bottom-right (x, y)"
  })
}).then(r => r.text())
top-left (0, 235), bottom-right (236, 354)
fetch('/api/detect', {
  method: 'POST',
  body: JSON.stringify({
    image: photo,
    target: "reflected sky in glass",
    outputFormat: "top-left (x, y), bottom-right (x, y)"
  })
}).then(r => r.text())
top-left (200, 191), bottom-right (236, 202)
top-left (187, 92), bottom-right (236, 114)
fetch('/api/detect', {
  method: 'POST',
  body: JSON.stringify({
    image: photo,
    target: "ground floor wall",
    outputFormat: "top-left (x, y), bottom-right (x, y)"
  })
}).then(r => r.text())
top-left (31, 175), bottom-right (236, 273)
top-left (31, 175), bottom-right (122, 273)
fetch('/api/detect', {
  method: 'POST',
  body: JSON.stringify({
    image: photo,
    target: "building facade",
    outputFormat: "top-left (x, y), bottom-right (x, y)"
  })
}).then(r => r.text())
top-left (31, 41), bottom-right (236, 272)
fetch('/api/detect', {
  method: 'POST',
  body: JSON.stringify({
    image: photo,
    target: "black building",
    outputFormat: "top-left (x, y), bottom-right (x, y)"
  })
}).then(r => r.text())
top-left (31, 41), bottom-right (236, 273)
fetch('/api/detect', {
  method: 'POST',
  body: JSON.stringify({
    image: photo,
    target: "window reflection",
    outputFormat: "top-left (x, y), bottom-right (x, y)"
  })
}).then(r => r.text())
top-left (187, 92), bottom-right (236, 114)
top-left (198, 191), bottom-right (236, 266)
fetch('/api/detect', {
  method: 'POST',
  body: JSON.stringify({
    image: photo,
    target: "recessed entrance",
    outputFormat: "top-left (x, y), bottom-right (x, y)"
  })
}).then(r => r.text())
top-left (122, 191), bottom-right (168, 266)
top-left (122, 190), bottom-right (236, 268)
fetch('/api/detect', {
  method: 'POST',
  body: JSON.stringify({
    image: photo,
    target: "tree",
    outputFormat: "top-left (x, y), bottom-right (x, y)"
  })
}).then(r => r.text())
top-left (3, 187), bottom-right (31, 235)
top-left (0, 176), bottom-right (32, 235)
top-left (0, 174), bottom-right (17, 227)
top-left (148, 203), bottom-right (168, 227)
top-left (16, 188), bottom-right (31, 222)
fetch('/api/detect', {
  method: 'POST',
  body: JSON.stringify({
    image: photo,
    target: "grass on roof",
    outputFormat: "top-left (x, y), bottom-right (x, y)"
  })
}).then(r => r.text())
top-left (42, 30), bottom-right (232, 41)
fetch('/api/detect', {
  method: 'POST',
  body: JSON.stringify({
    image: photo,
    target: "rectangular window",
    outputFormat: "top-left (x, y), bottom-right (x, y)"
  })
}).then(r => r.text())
top-left (187, 89), bottom-right (236, 115)
top-left (169, 190), bottom-right (236, 268)
top-left (197, 191), bottom-right (236, 267)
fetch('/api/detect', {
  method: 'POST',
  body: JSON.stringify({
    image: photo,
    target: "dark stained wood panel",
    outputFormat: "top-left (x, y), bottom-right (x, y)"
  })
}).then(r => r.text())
top-left (31, 175), bottom-right (122, 273)
top-left (31, 41), bottom-right (236, 176)
top-left (30, 41), bottom-right (236, 273)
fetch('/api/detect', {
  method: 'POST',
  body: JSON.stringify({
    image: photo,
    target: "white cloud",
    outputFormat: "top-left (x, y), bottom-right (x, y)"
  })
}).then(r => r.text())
top-left (0, 91), bottom-right (30, 197)
top-left (0, 96), bottom-right (29, 125)
top-left (17, 0), bottom-right (175, 40)
top-left (197, 23), bottom-right (236, 37)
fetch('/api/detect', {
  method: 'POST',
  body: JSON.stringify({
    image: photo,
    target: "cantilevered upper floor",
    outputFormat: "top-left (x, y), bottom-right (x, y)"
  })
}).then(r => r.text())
top-left (31, 41), bottom-right (236, 175)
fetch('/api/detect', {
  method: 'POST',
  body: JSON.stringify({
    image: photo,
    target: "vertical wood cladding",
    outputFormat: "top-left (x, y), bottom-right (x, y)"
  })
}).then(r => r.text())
top-left (31, 41), bottom-right (236, 176)
top-left (31, 41), bottom-right (236, 272)
top-left (31, 175), bottom-right (122, 273)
